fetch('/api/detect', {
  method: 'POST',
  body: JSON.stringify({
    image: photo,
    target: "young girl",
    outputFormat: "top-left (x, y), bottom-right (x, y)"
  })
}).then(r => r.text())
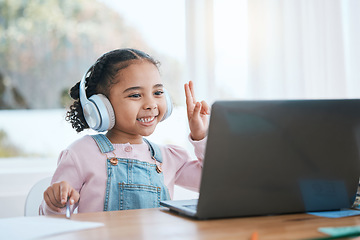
top-left (40, 48), bottom-right (210, 214)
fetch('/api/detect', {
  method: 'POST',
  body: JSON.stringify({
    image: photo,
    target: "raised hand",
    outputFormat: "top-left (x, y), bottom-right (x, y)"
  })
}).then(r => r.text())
top-left (184, 81), bottom-right (210, 141)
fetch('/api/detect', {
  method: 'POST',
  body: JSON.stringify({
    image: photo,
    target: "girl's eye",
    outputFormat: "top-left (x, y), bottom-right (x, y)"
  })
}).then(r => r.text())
top-left (129, 93), bottom-right (141, 98)
top-left (154, 90), bottom-right (164, 96)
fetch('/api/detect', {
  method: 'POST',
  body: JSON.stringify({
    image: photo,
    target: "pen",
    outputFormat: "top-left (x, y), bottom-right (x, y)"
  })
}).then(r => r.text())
top-left (66, 197), bottom-right (71, 219)
top-left (250, 231), bottom-right (258, 240)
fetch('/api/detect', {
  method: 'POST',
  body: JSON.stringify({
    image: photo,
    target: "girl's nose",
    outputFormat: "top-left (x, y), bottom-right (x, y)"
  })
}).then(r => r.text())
top-left (143, 97), bottom-right (157, 110)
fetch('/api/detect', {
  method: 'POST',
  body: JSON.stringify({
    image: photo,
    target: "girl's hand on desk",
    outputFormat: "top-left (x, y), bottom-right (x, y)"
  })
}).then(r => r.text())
top-left (184, 81), bottom-right (210, 141)
top-left (43, 181), bottom-right (80, 212)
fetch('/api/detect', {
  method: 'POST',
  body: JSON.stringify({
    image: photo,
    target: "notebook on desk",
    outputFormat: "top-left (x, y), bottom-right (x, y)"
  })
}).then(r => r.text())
top-left (160, 99), bottom-right (360, 219)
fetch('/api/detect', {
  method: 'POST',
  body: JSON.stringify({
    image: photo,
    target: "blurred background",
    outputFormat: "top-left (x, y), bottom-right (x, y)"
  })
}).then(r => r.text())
top-left (0, 0), bottom-right (359, 218)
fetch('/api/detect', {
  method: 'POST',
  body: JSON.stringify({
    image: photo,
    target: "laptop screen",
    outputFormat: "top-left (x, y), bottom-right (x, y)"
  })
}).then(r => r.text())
top-left (197, 99), bottom-right (360, 219)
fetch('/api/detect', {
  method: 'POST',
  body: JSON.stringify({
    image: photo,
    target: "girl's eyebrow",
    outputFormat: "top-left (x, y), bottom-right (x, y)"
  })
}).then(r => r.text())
top-left (154, 84), bottom-right (164, 88)
top-left (123, 86), bottom-right (141, 93)
top-left (123, 84), bottom-right (164, 93)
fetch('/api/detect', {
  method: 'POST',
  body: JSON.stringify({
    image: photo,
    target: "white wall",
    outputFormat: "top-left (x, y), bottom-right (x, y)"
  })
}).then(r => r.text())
top-left (0, 158), bottom-right (54, 218)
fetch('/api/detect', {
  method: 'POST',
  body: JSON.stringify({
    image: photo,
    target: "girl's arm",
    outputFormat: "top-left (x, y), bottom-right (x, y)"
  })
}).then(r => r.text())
top-left (40, 149), bottom-right (82, 215)
top-left (162, 138), bottom-right (206, 196)
top-left (184, 81), bottom-right (210, 141)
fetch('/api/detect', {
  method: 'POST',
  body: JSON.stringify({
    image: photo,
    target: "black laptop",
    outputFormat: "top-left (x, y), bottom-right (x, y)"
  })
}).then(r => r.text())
top-left (160, 99), bottom-right (360, 219)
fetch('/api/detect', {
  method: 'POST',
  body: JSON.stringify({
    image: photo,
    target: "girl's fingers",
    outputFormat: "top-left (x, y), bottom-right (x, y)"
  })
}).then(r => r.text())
top-left (185, 83), bottom-right (196, 118)
top-left (44, 181), bottom-right (80, 212)
top-left (184, 83), bottom-right (193, 106)
top-left (44, 193), bottom-right (59, 212)
top-left (44, 187), bottom-right (63, 211)
top-left (193, 102), bottom-right (201, 116)
top-left (200, 100), bottom-right (210, 115)
top-left (185, 81), bottom-right (210, 120)
top-left (189, 81), bottom-right (196, 104)
top-left (68, 188), bottom-right (80, 205)
top-left (60, 182), bottom-right (70, 205)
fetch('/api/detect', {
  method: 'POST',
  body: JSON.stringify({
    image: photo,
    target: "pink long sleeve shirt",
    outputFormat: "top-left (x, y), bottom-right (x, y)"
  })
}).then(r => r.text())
top-left (40, 135), bottom-right (206, 215)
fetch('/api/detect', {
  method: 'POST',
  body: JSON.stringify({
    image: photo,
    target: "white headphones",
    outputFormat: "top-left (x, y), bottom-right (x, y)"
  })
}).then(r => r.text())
top-left (79, 70), bottom-right (173, 132)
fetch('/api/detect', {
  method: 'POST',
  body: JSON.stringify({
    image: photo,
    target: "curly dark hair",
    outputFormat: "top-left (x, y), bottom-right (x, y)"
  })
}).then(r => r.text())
top-left (66, 48), bottom-right (160, 132)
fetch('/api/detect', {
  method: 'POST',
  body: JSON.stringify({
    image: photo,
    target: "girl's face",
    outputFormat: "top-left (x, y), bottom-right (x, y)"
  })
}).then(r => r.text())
top-left (106, 61), bottom-right (167, 143)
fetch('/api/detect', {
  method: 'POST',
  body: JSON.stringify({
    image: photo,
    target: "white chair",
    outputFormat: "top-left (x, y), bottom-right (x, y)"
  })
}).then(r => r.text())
top-left (24, 176), bottom-right (52, 216)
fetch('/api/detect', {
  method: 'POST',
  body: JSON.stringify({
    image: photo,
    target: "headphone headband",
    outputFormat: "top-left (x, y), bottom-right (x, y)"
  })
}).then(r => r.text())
top-left (79, 71), bottom-right (91, 110)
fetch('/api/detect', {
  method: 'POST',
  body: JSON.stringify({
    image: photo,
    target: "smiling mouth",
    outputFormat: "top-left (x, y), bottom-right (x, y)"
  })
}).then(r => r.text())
top-left (137, 116), bottom-right (156, 123)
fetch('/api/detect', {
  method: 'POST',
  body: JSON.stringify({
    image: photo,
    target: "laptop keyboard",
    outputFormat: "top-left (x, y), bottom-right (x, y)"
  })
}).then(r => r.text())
top-left (184, 204), bottom-right (197, 211)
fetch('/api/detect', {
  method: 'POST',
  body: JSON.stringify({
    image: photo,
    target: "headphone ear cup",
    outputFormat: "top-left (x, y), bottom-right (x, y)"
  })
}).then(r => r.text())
top-left (82, 99), bottom-right (102, 130)
top-left (88, 94), bottom-right (115, 131)
top-left (161, 89), bottom-right (173, 121)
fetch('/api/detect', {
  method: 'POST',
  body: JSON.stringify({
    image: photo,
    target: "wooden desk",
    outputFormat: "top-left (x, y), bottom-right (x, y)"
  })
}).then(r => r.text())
top-left (44, 208), bottom-right (360, 240)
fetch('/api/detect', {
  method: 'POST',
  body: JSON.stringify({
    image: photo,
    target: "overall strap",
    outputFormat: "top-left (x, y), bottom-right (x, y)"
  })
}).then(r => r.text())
top-left (143, 138), bottom-right (163, 163)
top-left (91, 134), bottom-right (114, 153)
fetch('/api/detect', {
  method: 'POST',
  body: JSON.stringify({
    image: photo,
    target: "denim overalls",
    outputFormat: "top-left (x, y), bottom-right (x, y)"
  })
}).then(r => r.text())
top-left (91, 134), bottom-right (170, 211)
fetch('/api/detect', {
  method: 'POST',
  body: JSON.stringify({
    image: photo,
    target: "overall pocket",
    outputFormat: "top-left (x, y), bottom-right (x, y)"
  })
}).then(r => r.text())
top-left (119, 183), bottom-right (161, 210)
